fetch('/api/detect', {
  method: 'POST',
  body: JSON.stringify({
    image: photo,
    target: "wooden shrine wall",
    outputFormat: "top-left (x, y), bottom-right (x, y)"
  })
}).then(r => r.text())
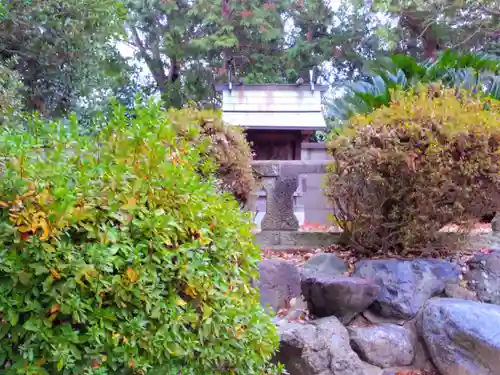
top-left (245, 130), bottom-right (302, 160)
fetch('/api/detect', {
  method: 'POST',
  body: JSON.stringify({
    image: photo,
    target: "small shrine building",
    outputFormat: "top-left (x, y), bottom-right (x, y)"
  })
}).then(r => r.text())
top-left (215, 82), bottom-right (328, 160)
top-left (216, 82), bottom-right (331, 227)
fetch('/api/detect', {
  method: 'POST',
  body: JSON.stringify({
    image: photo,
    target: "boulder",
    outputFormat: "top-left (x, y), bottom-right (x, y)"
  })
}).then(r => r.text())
top-left (354, 259), bottom-right (460, 319)
top-left (421, 298), bottom-right (500, 375)
top-left (257, 259), bottom-right (301, 312)
top-left (443, 282), bottom-right (477, 301)
top-left (379, 371), bottom-right (437, 375)
top-left (361, 310), bottom-right (406, 326)
top-left (301, 274), bottom-right (380, 323)
top-left (353, 314), bottom-right (437, 372)
top-left (465, 252), bottom-right (500, 305)
top-left (348, 324), bottom-right (415, 368)
top-left (403, 317), bottom-right (439, 373)
top-left (302, 253), bottom-right (348, 277)
top-left (277, 316), bottom-right (381, 375)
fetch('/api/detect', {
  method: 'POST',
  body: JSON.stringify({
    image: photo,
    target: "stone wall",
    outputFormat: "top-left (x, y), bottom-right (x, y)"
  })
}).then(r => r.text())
top-left (298, 142), bottom-right (333, 225)
top-left (300, 142), bottom-right (331, 161)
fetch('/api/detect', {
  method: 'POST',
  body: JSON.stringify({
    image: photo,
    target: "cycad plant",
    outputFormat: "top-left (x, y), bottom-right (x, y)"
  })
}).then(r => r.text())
top-left (328, 50), bottom-right (500, 121)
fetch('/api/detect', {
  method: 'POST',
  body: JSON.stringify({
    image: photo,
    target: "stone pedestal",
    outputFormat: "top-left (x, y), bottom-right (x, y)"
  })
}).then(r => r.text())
top-left (252, 160), bottom-right (329, 233)
top-left (261, 176), bottom-right (299, 231)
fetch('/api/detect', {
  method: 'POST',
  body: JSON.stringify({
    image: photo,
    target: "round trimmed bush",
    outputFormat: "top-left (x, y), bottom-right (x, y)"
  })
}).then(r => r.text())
top-left (326, 87), bottom-right (500, 255)
top-left (166, 108), bottom-right (256, 205)
top-left (0, 103), bottom-right (278, 374)
top-left (0, 61), bottom-right (22, 119)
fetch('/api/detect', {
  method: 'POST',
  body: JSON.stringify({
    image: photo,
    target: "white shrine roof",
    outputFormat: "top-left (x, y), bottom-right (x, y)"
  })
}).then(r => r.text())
top-left (215, 84), bottom-right (328, 130)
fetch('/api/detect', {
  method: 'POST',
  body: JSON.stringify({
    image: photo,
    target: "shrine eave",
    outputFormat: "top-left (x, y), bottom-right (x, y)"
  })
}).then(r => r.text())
top-left (221, 111), bottom-right (327, 130)
top-left (215, 83), bottom-right (330, 92)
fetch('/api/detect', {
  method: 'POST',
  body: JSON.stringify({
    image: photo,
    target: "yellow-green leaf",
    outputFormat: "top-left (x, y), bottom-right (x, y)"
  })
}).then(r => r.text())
top-left (122, 198), bottom-right (138, 210)
top-left (17, 225), bottom-right (32, 233)
top-left (42, 243), bottom-right (56, 253)
top-left (48, 312), bottom-right (58, 322)
top-left (184, 284), bottom-right (197, 297)
top-left (202, 304), bottom-right (213, 321)
top-left (175, 298), bottom-right (187, 307)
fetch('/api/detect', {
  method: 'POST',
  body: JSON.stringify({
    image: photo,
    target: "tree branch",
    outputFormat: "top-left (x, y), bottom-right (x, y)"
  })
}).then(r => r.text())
top-left (482, 7), bottom-right (500, 17)
top-left (129, 25), bottom-right (153, 65)
top-left (452, 22), bottom-right (485, 49)
top-left (129, 24), bottom-right (169, 91)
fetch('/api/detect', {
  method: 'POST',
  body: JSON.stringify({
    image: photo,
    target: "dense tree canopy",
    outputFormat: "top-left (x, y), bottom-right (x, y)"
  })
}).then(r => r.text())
top-left (1, 0), bottom-right (498, 117)
top-left (370, 0), bottom-right (500, 58)
top-left (123, 0), bottom-right (499, 108)
top-left (0, 0), bottom-right (129, 117)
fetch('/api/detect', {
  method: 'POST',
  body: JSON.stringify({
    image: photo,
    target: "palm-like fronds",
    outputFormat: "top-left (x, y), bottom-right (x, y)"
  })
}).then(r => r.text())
top-left (327, 51), bottom-right (500, 121)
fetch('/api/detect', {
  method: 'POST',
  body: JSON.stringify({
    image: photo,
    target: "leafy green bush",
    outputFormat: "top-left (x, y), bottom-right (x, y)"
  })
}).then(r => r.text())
top-left (166, 108), bottom-right (256, 206)
top-left (326, 86), bottom-right (500, 255)
top-left (0, 102), bottom-right (279, 374)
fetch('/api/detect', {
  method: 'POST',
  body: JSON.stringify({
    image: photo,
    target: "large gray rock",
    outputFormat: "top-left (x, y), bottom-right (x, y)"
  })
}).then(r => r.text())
top-left (348, 324), bottom-right (415, 368)
top-left (421, 298), bottom-right (500, 375)
top-left (356, 313), bottom-right (438, 372)
top-left (465, 252), bottom-right (500, 305)
top-left (301, 274), bottom-right (380, 323)
top-left (302, 253), bottom-right (348, 276)
top-left (276, 316), bottom-right (381, 375)
top-left (257, 259), bottom-right (301, 312)
top-left (444, 282), bottom-right (477, 301)
top-left (354, 259), bottom-right (460, 319)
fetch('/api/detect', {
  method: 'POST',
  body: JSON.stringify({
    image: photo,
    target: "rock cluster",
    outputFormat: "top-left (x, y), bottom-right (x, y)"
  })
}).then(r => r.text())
top-left (257, 251), bottom-right (500, 375)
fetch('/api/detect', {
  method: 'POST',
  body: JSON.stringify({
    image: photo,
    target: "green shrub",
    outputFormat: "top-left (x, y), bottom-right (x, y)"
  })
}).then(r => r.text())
top-left (0, 102), bottom-right (279, 374)
top-left (326, 86), bottom-right (500, 255)
top-left (166, 108), bottom-right (256, 205)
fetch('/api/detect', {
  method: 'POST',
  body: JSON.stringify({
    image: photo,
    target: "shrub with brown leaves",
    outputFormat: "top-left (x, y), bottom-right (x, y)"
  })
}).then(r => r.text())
top-left (326, 86), bottom-right (500, 255)
top-left (167, 108), bottom-right (256, 205)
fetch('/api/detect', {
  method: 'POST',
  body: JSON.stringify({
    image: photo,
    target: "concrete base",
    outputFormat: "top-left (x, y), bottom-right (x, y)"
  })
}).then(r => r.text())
top-left (254, 230), bottom-right (341, 249)
top-left (254, 231), bottom-right (500, 252)
top-left (254, 210), bottom-right (305, 228)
